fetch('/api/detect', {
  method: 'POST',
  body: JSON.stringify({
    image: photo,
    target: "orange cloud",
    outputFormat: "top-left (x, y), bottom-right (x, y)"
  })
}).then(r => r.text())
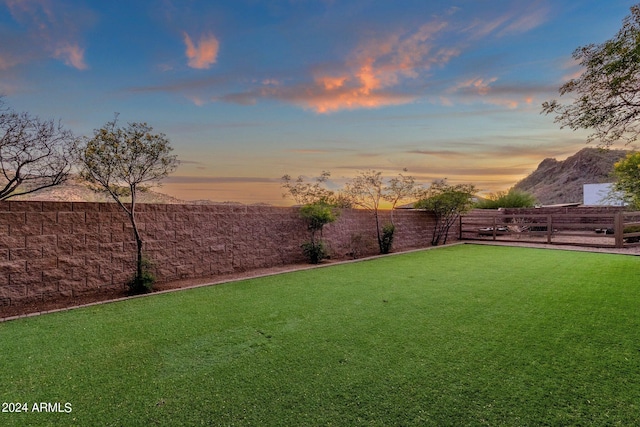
top-left (315, 75), bottom-right (347, 90)
top-left (53, 43), bottom-right (87, 70)
top-left (299, 90), bottom-right (413, 114)
top-left (290, 20), bottom-right (455, 113)
top-left (183, 32), bottom-right (219, 69)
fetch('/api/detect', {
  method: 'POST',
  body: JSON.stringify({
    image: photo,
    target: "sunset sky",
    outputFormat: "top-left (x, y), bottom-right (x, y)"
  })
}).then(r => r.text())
top-left (0, 0), bottom-right (636, 205)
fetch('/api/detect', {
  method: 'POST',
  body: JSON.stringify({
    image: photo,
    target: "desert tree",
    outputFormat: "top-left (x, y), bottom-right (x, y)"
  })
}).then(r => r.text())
top-left (542, 5), bottom-right (640, 146)
top-left (281, 171), bottom-right (341, 263)
top-left (415, 179), bottom-right (476, 246)
top-left (343, 169), bottom-right (416, 254)
top-left (0, 99), bottom-right (76, 200)
top-left (281, 170), bottom-right (352, 207)
top-left (298, 202), bottom-right (338, 263)
top-left (343, 170), bottom-right (386, 252)
top-left (383, 169), bottom-right (418, 225)
top-left (76, 115), bottom-right (178, 293)
top-left (281, 170), bottom-right (334, 205)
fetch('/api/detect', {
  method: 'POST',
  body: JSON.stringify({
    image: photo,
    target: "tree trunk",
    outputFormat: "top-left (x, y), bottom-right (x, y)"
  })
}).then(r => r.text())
top-left (441, 215), bottom-right (457, 245)
top-left (431, 216), bottom-right (441, 246)
top-left (128, 185), bottom-right (145, 293)
top-left (132, 216), bottom-right (143, 286)
top-left (374, 211), bottom-right (383, 253)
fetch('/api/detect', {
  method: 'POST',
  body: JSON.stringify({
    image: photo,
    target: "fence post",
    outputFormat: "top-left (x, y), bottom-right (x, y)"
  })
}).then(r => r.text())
top-left (547, 215), bottom-right (552, 244)
top-left (492, 215), bottom-right (497, 241)
top-left (614, 211), bottom-right (624, 248)
top-left (459, 215), bottom-right (462, 240)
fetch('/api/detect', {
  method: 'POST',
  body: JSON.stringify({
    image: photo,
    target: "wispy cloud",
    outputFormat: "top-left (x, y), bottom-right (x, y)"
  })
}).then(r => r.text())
top-left (557, 57), bottom-right (583, 82)
top-left (453, 77), bottom-right (498, 96)
top-left (406, 140), bottom-right (582, 164)
top-left (0, 53), bottom-right (22, 71)
top-left (446, 77), bottom-right (555, 109)
top-left (165, 176), bottom-right (276, 184)
top-left (287, 149), bottom-right (336, 154)
top-left (53, 43), bottom-right (88, 70)
top-left (1, 0), bottom-right (93, 70)
top-left (127, 74), bottom-right (230, 94)
top-left (463, 1), bottom-right (550, 39)
top-left (183, 32), bottom-right (219, 69)
top-left (409, 164), bottom-right (536, 177)
top-left (177, 160), bottom-right (208, 170)
top-left (497, 2), bottom-right (550, 36)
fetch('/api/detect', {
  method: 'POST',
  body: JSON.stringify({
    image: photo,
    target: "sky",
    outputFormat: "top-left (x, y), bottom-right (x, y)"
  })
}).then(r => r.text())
top-left (0, 0), bottom-right (637, 205)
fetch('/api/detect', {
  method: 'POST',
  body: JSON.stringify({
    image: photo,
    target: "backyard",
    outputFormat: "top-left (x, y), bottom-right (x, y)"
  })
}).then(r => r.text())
top-left (1, 244), bottom-right (639, 426)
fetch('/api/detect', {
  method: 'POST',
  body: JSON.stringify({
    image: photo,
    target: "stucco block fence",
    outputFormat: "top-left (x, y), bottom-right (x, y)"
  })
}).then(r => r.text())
top-left (0, 201), bottom-right (445, 307)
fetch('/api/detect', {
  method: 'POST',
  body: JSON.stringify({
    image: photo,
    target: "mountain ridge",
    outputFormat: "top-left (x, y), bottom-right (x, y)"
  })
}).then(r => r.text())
top-left (513, 147), bottom-right (629, 205)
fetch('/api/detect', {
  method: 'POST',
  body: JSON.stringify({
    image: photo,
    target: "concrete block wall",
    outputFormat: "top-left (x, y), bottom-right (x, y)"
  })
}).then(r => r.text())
top-left (0, 202), bottom-right (439, 307)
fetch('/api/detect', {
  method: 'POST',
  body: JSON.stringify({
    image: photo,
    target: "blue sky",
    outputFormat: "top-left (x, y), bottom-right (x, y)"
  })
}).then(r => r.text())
top-left (0, 0), bottom-right (636, 204)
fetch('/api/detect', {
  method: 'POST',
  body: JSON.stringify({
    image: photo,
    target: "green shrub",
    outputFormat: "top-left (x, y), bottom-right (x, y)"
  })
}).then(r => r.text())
top-left (380, 223), bottom-right (395, 254)
top-left (298, 202), bottom-right (339, 263)
top-left (476, 189), bottom-right (536, 209)
top-left (301, 240), bottom-right (328, 264)
top-left (299, 202), bottom-right (338, 231)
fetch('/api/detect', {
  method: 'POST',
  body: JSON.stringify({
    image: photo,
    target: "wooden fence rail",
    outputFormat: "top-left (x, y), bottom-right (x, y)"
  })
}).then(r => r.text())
top-left (460, 210), bottom-right (640, 248)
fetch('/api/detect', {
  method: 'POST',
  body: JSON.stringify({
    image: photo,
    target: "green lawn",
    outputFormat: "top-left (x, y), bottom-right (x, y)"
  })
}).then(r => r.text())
top-left (1, 244), bottom-right (639, 426)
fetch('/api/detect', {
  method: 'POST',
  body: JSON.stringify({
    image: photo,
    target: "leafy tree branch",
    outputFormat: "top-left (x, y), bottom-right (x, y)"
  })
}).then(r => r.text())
top-left (542, 5), bottom-right (640, 146)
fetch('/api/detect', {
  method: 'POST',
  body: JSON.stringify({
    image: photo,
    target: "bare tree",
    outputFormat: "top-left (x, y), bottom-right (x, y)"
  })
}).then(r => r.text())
top-left (76, 115), bottom-right (178, 293)
top-left (383, 169), bottom-right (418, 226)
top-left (281, 171), bottom-right (334, 205)
top-left (0, 100), bottom-right (75, 200)
top-left (342, 169), bottom-right (419, 253)
top-left (343, 170), bottom-right (385, 251)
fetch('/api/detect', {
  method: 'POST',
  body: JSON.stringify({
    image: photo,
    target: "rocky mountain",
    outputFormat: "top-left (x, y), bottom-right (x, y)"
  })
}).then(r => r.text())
top-left (513, 147), bottom-right (629, 205)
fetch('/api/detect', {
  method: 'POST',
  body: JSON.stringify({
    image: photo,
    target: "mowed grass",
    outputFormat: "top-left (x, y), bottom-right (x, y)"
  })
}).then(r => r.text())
top-left (1, 244), bottom-right (640, 426)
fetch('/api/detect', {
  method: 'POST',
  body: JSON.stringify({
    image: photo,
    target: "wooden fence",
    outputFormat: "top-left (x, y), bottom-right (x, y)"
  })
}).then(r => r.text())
top-left (460, 209), bottom-right (640, 248)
